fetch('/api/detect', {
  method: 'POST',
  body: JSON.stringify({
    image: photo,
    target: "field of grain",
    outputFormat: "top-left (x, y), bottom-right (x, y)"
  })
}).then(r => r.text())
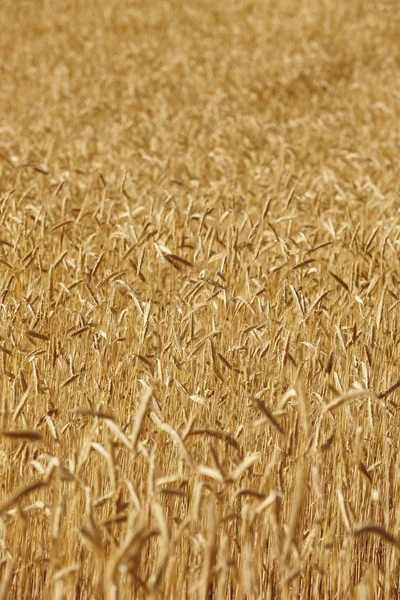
top-left (1, 1), bottom-right (400, 598)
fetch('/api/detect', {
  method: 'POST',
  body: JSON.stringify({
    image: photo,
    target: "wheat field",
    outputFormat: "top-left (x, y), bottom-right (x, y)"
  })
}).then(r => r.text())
top-left (0, 0), bottom-right (400, 598)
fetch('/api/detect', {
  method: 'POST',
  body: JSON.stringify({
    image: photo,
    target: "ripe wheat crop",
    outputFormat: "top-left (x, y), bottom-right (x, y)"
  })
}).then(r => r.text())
top-left (0, 0), bottom-right (400, 598)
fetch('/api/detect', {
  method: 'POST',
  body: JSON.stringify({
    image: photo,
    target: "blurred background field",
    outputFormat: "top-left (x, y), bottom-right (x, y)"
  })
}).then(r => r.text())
top-left (0, 1), bottom-right (400, 598)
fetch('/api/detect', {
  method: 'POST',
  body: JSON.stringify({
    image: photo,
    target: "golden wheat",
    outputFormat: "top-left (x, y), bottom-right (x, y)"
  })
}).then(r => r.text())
top-left (0, 0), bottom-right (400, 597)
